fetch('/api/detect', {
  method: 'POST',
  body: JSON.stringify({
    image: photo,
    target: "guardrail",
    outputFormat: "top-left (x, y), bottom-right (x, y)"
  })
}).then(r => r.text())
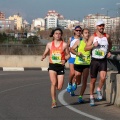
top-left (103, 51), bottom-right (120, 107)
top-left (107, 51), bottom-right (120, 73)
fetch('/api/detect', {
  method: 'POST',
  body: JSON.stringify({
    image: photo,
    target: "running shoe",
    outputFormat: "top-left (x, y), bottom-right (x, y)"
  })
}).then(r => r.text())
top-left (70, 91), bottom-right (75, 96)
top-left (66, 83), bottom-right (72, 93)
top-left (51, 101), bottom-right (57, 108)
top-left (90, 98), bottom-right (95, 106)
top-left (72, 83), bottom-right (77, 91)
top-left (78, 97), bottom-right (84, 103)
top-left (96, 90), bottom-right (102, 100)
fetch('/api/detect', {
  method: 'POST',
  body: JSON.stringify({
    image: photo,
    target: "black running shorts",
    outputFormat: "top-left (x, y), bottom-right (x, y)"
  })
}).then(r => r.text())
top-left (74, 64), bottom-right (90, 72)
top-left (48, 63), bottom-right (65, 75)
top-left (90, 58), bottom-right (107, 78)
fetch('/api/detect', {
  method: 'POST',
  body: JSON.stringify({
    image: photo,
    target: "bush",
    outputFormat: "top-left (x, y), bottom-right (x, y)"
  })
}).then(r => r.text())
top-left (22, 36), bottom-right (39, 44)
top-left (0, 33), bottom-right (7, 43)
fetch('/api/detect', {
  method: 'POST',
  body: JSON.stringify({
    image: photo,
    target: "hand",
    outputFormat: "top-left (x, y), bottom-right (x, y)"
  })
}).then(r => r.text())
top-left (77, 52), bottom-right (82, 57)
top-left (41, 55), bottom-right (46, 61)
top-left (93, 41), bottom-right (98, 47)
top-left (107, 52), bottom-right (111, 58)
top-left (61, 60), bottom-right (66, 65)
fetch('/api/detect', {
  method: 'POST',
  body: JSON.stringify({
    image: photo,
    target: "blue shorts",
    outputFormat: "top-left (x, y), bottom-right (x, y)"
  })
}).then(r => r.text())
top-left (68, 57), bottom-right (75, 64)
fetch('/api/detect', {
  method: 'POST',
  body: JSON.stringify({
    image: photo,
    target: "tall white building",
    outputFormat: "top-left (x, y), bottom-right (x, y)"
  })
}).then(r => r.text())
top-left (31, 18), bottom-right (45, 31)
top-left (66, 20), bottom-right (81, 30)
top-left (58, 19), bottom-right (68, 28)
top-left (45, 10), bottom-right (64, 29)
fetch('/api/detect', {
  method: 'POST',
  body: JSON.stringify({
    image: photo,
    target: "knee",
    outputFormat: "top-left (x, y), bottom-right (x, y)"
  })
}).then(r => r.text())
top-left (90, 79), bottom-right (96, 84)
top-left (100, 77), bottom-right (106, 83)
top-left (76, 79), bottom-right (81, 85)
top-left (82, 82), bottom-right (87, 87)
top-left (57, 86), bottom-right (62, 90)
top-left (51, 82), bottom-right (57, 86)
top-left (75, 74), bottom-right (81, 85)
top-left (70, 72), bottom-right (75, 77)
top-left (100, 74), bottom-right (106, 81)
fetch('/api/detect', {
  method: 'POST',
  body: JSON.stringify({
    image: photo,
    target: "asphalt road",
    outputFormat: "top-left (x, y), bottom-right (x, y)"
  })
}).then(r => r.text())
top-left (0, 71), bottom-right (120, 120)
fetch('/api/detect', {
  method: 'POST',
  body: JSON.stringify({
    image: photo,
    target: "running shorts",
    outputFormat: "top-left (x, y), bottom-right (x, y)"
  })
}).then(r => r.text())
top-left (90, 58), bottom-right (107, 78)
top-left (74, 64), bottom-right (90, 72)
top-left (48, 63), bottom-right (65, 75)
top-left (68, 57), bottom-right (75, 64)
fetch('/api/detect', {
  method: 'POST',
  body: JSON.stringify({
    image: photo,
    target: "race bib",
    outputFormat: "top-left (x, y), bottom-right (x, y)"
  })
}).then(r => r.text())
top-left (51, 52), bottom-right (61, 63)
top-left (95, 50), bottom-right (105, 56)
top-left (78, 55), bottom-right (90, 64)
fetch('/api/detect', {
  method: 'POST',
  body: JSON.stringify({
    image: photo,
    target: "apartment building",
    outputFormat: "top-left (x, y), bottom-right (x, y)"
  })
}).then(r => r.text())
top-left (8, 13), bottom-right (23, 30)
top-left (0, 12), bottom-right (5, 20)
top-left (83, 14), bottom-right (111, 33)
top-left (0, 20), bottom-right (14, 31)
top-left (31, 18), bottom-right (45, 31)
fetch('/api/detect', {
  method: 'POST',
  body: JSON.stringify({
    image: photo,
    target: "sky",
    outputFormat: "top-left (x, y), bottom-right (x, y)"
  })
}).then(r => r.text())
top-left (0, 0), bottom-right (120, 23)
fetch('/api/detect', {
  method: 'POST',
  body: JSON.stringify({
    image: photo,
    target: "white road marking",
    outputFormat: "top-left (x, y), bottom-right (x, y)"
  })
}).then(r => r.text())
top-left (58, 84), bottom-right (104, 120)
top-left (0, 83), bottom-right (41, 94)
top-left (3, 67), bottom-right (24, 71)
top-left (0, 80), bottom-right (103, 120)
top-left (0, 74), bottom-right (8, 75)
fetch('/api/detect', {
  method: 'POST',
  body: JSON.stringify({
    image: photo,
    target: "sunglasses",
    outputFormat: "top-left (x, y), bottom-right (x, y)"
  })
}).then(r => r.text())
top-left (98, 24), bottom-right (105, 27)
top-left (75, 30), bottom-right (82, 32)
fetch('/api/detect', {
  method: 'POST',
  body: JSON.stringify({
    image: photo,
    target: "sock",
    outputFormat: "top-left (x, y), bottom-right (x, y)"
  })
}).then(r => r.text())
top-left (97, 87), bottom-right (101, 91)
top-left (73, 82), bottom-right (76, 85)
top-left (79, 95), bottom-right (82, 98)
top-left (90, 95), bottom-right (94, 99)
top-left (52, 100), bottom-right (56, 103)
top-left (69, 82), bottom-right (72, 85)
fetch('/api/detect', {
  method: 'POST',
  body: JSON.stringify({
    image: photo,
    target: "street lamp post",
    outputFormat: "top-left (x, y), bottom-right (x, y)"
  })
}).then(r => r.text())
top-left (100, 8), bottom-right (110, 33)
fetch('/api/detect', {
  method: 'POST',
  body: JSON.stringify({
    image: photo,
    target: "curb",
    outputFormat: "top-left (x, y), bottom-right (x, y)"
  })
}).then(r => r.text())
top-left (0, 67), bottom-right (69, 71)
top-left (0, 67), bottom-right (43, 71)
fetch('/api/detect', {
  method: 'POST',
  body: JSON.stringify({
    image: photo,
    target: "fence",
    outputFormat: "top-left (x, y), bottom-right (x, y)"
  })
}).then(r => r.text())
top-left (0, 44), bottom-right (119, 55)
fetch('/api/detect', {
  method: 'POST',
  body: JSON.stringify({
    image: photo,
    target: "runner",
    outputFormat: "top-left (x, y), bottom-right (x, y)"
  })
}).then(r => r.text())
top-left (66, 25), bottom-right (82, 96)
top-left (85, 20), bottom-right (112, 106)
top-left (41, 28), bottom-right (70, 108)
top-left (70, 28), bottom-right (90, 103)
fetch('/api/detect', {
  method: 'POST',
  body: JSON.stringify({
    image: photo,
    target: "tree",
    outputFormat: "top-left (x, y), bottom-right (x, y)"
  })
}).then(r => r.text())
top-left (0, 33), bottom-right (7, 43)
top-left (22, 36), bottom-right (39, 44)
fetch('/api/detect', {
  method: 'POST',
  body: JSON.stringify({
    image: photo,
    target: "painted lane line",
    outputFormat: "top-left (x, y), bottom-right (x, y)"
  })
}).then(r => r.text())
top-left (3, 67), bottom-right (24, 71)
top-left (58, 84), bottom-right (103, 120)
top-left (0, 83), bottom-right (41, 94)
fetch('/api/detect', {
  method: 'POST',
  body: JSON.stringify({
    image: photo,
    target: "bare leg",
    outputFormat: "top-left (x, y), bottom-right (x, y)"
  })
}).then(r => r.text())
top-left (57, 75), bottom-right (64, 90)
top-left (49, 70), bottom-right (57, 101)
top-left (90, 78), bottom-right (97, 96)
top-left (75, 70), bottom-right (82, 85)
top-left (80, 68), bottom-right (89, 96)
top-left (98, 71), bottom-right (107, 90)
top-left (69, 64), bottom-right (75, 83)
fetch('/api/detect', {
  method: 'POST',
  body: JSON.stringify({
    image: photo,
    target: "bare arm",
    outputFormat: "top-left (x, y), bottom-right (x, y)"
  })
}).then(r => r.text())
top-left (61, 42), bottom-right (70, 65)
top-left (106, 34), bottom-right (112, 58)
top-left (70, 40), bottom-right (80, 55)
top-left (64, 43), bottom-right (70, 60)
top-left (67, 37), bottom-right (71, 47)
top-left (107, 34), bottom-right (112, 52)
top-left (84, 35), bottom-right (94, 51)
top-left (41, 43), bottom-right (50, 61)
